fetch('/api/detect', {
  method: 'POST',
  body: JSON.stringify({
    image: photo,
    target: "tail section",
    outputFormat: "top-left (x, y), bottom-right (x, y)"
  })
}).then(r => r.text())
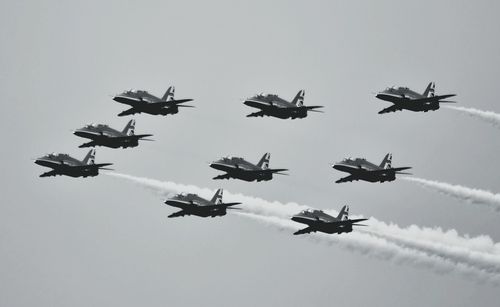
top-left (257, 153), bottom-right (271, 169)
top-left (162, 86), bottom-right (175, 101)
top-left (82, 149), bottom-right (96, 165)
top-left (337, 205), bottom-right (349, 221)
top-left (121, 119), bottom-right (136, 136)
top-left (210, 188), bottom-right (223, 205)
top-left (423, 82), bottom-right (435, 98)
top-left (379, 153), bottom-right (392, 169)
top-left (291, 90), bottom-right (305, 107)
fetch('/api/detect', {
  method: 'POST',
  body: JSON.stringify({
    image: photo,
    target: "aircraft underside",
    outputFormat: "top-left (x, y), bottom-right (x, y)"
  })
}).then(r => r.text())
top-left (213, 171), bottom-right (272, 182)
top-left (168, 208), bottom-right (227, 218)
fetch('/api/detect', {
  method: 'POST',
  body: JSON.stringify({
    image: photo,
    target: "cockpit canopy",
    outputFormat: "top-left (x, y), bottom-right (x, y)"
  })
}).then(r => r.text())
top-left (220, 156), bottom-right (244, 162)
top-left (124, 89), bottom-right (148, 95)
top-left (301, 208), bottom-right (321, 215)
top-left (85, 123), bottom-right (107, 129)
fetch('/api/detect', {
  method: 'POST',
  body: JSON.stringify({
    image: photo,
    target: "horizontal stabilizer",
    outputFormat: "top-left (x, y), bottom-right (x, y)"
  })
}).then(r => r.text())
top-left (348, 218), bottom-right (369, 224)
top-left (270, 168), bottom-right (289, 173)
top-left (221, 202), bottom-right (242, 207)
top-left (391, 166), bottom-right (412, 172)
top-left (94, 163), bottom-right (113, 168)
top-left (305, 106), bottom-right (324, 111)
top-left (135, 134), bottom-right (154, 140)
top-left (395, 171), bottom-right (412, 175)
top-left (171, 98), bottom-right (194, 104)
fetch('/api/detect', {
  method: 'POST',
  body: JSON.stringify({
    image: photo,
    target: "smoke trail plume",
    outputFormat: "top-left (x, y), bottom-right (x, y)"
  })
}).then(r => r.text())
top-left (235, 212), bottom-right (500, 284)
top-left (105, 172), bottom-right (500, 284)
top-left (402, 177), bottom-right (500, 212)
top-left (444, 105), bottom-right (500, 129)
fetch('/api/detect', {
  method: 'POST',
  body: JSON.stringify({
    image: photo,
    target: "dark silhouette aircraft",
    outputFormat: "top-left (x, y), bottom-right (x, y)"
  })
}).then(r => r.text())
top-left (164, 189), bottom-right (242, 218)
top-left (291, 205), bottom-right (368, 235)
top-left (34, 149), bottom-right (113, 178)
top-left (210, 153), bottom-right (288, 182)
top-left (375, 82), bottom-right (456, 114)
top-left (243, 90), bottom-right (323, 119)
top-left (113, 86), bottom-right (194, 117)
top-left (332, 153), bottom-right (411, 183)
top-left (73, 119), bottom-right (153, 148)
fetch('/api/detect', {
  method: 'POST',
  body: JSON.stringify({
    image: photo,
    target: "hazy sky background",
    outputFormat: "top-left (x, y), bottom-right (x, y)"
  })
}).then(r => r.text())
top-left (1, 0), bottom-right (500, 306)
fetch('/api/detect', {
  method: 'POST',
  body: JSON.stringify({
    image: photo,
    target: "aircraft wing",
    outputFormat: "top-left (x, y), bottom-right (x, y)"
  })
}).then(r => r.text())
top-left (203, 202), bottom-right (242, 210)
top-left (293, 226), bottom-right (315, 235)
top-left (378, 105), bottom-right (403, 114)
top-left (246, 111), bottom-right (267, 117)
top-left (118, 108), bottom-right (140, 117)
top-left (40, 170), bottom-right (59, 177)
top-left (413, 94), bottom-right (456, 104)
top-left (113, 134), bottom-right (154, 141)
top-left (335, 175), bottom-right (356, 183)
top-left (168, 210), bottom-right (188, 218)
top-left (246, 168), bottom-right (288, 176)
top-left (73, 163), bottom-right (113, 171)
top-left (371, 167), bottom-right (411, 175)
top-left (340, 218), bottom-right (368, 225)
top-left (147, 99), bottom-right (194, 108)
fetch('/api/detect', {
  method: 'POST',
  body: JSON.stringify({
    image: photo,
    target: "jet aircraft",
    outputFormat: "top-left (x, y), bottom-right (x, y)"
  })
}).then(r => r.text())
top-left (164, 188), bottom-right (242, 218)
top-left (34, 149), bottom-right (113, 178)
top-left (73, 119), bottom-right (153, 148)
top-left (209, 153), bottom-right (288, 182)
top-left (291, 205), bottom-right (368, 235)
top-left (332, 153), bottom-right (411, 183)
top-left (113, 86), bottom-right (194, 117)
top-left (243, 90), bottom-right (323, 119)
top-left (375, 82), bottom-right (456, 114)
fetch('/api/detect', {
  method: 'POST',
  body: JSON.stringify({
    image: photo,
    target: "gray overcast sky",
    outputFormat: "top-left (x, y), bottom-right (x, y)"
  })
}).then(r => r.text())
top-left (1, 0), bottom-right (500, 306)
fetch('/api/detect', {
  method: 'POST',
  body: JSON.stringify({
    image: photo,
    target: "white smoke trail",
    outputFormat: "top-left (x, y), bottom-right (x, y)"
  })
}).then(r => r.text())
top-left (402, 177), bottom-right (500, 212)
top-left (105, 172), bottom-right (500, 284)
top-left (444, 105), bottom-right (500, 129)
top-left (234, 212), bottom-right (500, 284)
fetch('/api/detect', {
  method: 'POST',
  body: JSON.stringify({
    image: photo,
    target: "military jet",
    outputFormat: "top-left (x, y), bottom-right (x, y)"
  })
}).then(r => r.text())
top-left (291, 205), bottom-right (368, 235)
top-left (243, 90), bottom-right (323, 119)
top-left (332, 153), bottom-right (411, 183)
top-left (73, 119), bottom-right (153, 148)
top-left (113, 86), bottom-right (194, 117)
top-left (164, 188), bottom-right (242, 218)
top-left (210, 153), bottom-right (288, 182)
top-left (375, 82), bottom-right (456, 114)
top-left (34, 149), bottom-right (113, 178)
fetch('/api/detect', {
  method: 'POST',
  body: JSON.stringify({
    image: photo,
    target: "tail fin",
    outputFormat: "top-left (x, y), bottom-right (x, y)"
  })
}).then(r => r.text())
top-left (337, 205), bottom-right (349, 221)
top-left (257, 153), bottom-right (270, 169)
top-left (162, 86), bottom-right (175, 101)
top-left (423, 82), bottom-right (435, 98)
top-left (121, 119), bottom-right (135, 136)
top-left (210, 188), bottom-right (223, 205)
top-left (291, 90), bottom-right (305, 107)
top-left (379, 153), bottom-right (392, 169)
top-left (82, 149), bottom-right (96, 165)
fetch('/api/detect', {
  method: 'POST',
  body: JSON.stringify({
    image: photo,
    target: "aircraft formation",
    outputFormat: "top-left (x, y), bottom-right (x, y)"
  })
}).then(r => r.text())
top-left (35, 83), bottom-right (456, 235)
